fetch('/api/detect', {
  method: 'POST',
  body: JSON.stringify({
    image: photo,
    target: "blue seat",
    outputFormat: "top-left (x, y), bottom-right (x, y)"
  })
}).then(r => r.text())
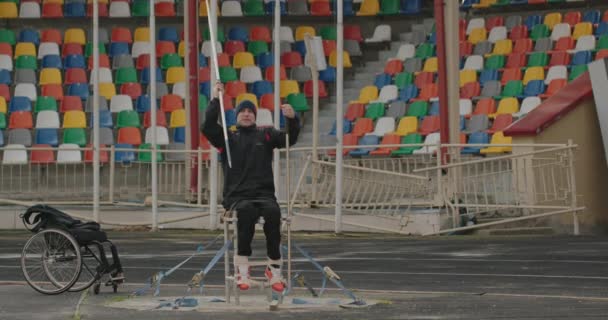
top-left (42, 55), bottom-right (63, 69)
top-left (428, 101), bottom-right (440, 116)
top-left (158, 27), bottom-right (179, 43)
top-left (524, 15), bottom-right (542, 31)
top-left (199, 54), bottom-right (208, 67)
top-left (583, 10), bottom-right (601, 25)
top-left (332, 0), bottom-right (354, 16)
top-left (319, 67), bottom-right (336, 82)
top-left (18, 29), bottom-right (40, 46)
top-left (109, 42), bottom-right (130, 57)
top-left (401, 0), bottom-right (420, 14)
top-left (89, 110), bottom-right (113, 128)
top-left (225, 109), bottom-right (236, 127)
top-left (35, 128), bottom-right (59, 147)
top-left (462, 131), bottom-right (489, 154)
top-left (228, 27), bottom-right (249, 42)
top-left (399, 85), bottom-right (419, 102)
top-left (349, 135), bottom-right (379, 156)
top-left (460, 0), bottom-right (478, 9)
top-left (9, 96), bottom-right (32, 112)
top-left (374, 73), bottom-right (392, 89)
top-left (293, 41), bottom-right (307, 58)
top-left (251, 80), bottom-right (273, 98)
top-left (199, 81), bottom-right (211, 99)
top-left (522, 80), bottom-right (545, 98)
top-left (135, 95), bottom-right (151, 113)
top-left (479, 69), bottom-right (499, 85)
top-left (329, 119), bottom-right (352, 135)
top-left (256, 52), bottom-right (274, 70)
top-left (64, 3), bottom-right (86, 17)
top-left (173, 127), bottom-right (185, 143)
top-left (266, 1), bottom-right (287, 15)
top-left (64, 54), bottom-right (86, 69)
top-left (510, 0), bottom-right (527, 5)
top-left (596, 22), bottom-right (608, 37)
top-left (0, 70), bottom-right (10, 85)
top-left (115, 143), bottom-right (135, 163)
top-left (68, 83), bottom-right (90, 101)
top-left (140, 67), bottom-right (163, 85)
top-left (571, 51), bottom-right (592, 66)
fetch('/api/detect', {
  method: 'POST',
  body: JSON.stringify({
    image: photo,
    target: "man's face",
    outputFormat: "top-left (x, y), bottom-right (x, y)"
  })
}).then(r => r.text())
top-left (237, 108), bottom-right (256, 127)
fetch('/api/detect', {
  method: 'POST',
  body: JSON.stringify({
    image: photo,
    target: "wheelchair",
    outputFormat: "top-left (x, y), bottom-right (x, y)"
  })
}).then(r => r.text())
top-left (19, 205), bottom-right (124, 295)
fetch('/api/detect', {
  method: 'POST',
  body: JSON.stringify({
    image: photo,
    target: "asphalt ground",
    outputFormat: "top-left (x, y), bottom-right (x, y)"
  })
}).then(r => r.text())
top-left (1, 230), bottom-right (608, 319)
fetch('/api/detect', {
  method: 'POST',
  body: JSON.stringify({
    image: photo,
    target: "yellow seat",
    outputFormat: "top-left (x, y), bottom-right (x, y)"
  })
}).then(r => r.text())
top-left (166, 67), bottom-right (186, 84)
top-left (199, 1), bottom-right (220, 16)
top-left (394, 116), bottom-right (418, 136)
top-left (99, 83), bottom-right (116, 100)
top-left (356, 0), bottom-right (379, 16)
top-left (295, 26), bottom-right (316, 41)
top-left (492, 39), bottom-right (513, 55)
top-left (468, 27), bottom-right (487, 45)
top-left (46, 0), bottom-right (64, 3)
top-left (329, 50), bottom-right (352, 68)
top-left (422, 57), bottom-right (438, 73)
top-left (0, 3), bottom-right (18, 18)
top-left (64, 28), bottom-right (86, 45)
top-left (235, 93), bottom-right (258, 108)
top-left (490, 98), bottom-right (519, 119)
top-left (178, 41), bottom-right (185, 57)
top-left (0, 97), bottom-right (6, 113)
top-left (544, 12), bottom-right (562, 30)
top-left (459, 69), bottom-right (477, 88)
top-left (480, 132), bottom-right (512, 154)
top-left (351, 85), bottom-right (378, 104)
top-left (472, 0), bottom-right (496, 8)
top-left (169, 109), bottom-right (186, 128)
top-left (14, 43), bottom-right (36, 58)
top-left (279, 80), bottom-right (300, 98)
top-left (523, 66), bottom-right (544, 85)
top-left (40, 68), bottom-right (63, 85)
top-left (572, 22), bottom-right (593, 40)
top-left (63, 110), bottom-right (87, 128)
top-left (233, 52), bottom-right (255, 69)
top-left (134, 27), bottom-right (150, 42)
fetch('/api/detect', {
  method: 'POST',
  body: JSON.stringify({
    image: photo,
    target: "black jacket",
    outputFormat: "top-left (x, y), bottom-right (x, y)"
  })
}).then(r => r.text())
top-left (201, 98), bottom-right (300, 209)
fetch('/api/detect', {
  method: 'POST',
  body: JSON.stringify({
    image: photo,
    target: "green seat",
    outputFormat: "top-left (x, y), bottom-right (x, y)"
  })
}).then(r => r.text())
top-left (160, 54), bottom-right (183, 69)
top-left (138, 144), bottom-right (164, 162)
top-left (35, 97), bottom-right (58, 113)
top-left (569, 65), bottom-right (587, 81)
top-left (0, 113), bottom-right (6, 130)
top-left (84, 42), bottom-right (106, 58)
top-left (406, 101), bottom-right (428, 118)
top-left (497, 80), bottom-right (523, 98)
top-left (394, 72), bottom-right (414, 88)
top-left (287, 93), bottom-right (309, 112)
top-left (597, 35), bottom-right (608, 50)
top-left (364, 102), bottom-right (385, 120)
top-left (319, 26), bottom-right (337, 41)
top-left (63, 128), bottom-right (86, 147)
top-left (0, 28), bottom-right (16, 45)
top-left (199, 95), bottom-right (208, 112)
top-left (530, 24), bottom-right (549, 41)
top-left (131, 0), bottom-right (150, 17)
top-left (243, 0), bottom-right (265, 16)
top-left (485, 55), bottom-right (505, 70)
top-left (415, 44), bottom-right (435, 59)
top-left (491, 0), bottom-right (510, 5)
top-left (219, 66), bottom-right (238, 82)
top-left (247, 41), bottom-right (269, 56)
top-left (15, 55), bottom-right (37, 70)
top-left (391, 133), bottom-right (422, 155)
top-left (380, 0), bottom-right (399, 15)
top-left (115, 67), bottom-right (138, 85)
top-left (204, 28), bottom-right (225, 43)
top-left (527, 52), bottom-right (548, 68)
top-left (117, 110), bottom-right (141, 128)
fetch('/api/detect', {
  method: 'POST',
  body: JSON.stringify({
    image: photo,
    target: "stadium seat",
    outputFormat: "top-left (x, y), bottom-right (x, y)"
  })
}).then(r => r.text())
top-left (9, 97), bottom-right (33, 113)
top-left (461, 131), bottom-right (490, 154)
top-left (3, 144), bottom-right (28, 165)
top-left (160, 94), bottom-right (184, 113)
top-left (412, 132), bottom-right (440, 154)
top-left (365, 25), bottom-right (391, 43)
top-left (60, 96), bottom-right (83, 113)
top-left (62, 128), bottom-right (87, 147)
top-left (369, 134), bottom-right (400, 156)
top-left (109, 2), bottom-right (131, 17)
top-left (35, 129), bottom-right (58, 147)
top-left (63, 110), bottom-right (87, 128)
top-left (546, 65), bottom-right (569, 86)
top-left (36, 111), bottom-right (60, 129)
top-left (169, 109), bottom-right (187, 128)
top-left (480, 132), bottom-right (512, 154)
top-left (20, 2), bottom-right (41, 18)
top-left (37, 96), bottom-right (59, 113)
top-left (391, 133), bottom-right (422, 155)
top-left (349, 135), bottom-right (380, 156)
top-left (351, 118), bottom-right (374, 136)
top-left (110, 95), bottom-right (133, 113)
top-left (523, 66), bottom-right (545, 85)
top-left (117, 127), bottom-right (142, 146)
top-left (345, 103), bottom-right (365, 121)
top-left (513, 96), bottom-right (541, 118)
top-left (505, 52), bottom-right (527, 69)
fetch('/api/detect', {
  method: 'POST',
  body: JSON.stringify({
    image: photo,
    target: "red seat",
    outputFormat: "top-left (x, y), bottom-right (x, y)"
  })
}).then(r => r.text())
top-left (42, 3), bottom-right (63, 18)
top-left (596, 49), bottom-right (608, 60)
top-left (84, 144), bottom-right (109, 163)
top-left (199, 67), bottom-right (211, 82)
top-left (143, 111), bottom-right (167, 128)
top-left (303, 80), bottom-right (328, 98)
top-left (217, 53), bottom-right (231, 67)
top-left (88, 54), bottom-right (110, 69)
top-left (459, 41), bottom-right (473, 57)
top-left (418, 115), bottom-right (441, 135)
top-left (65, 68), bottom-right (87, 85)
top-left (62, 43), bottom-right (83, 58)
top-left (344, 25), bottom-right (363, 42)
top-left (155, 2), bottom-right (176, 17)
top-left (414, 72), bottom-right (435, 88)
top-left (460, 82), bottom-right (480, 99)
top-left (486, 16), bottom-right (504, 31)
top-left (473, 98), bottom-right (496, 116)
top-left (501, 68), bottom-right (522, 85)
top-left (564, 11), bottom-right (581, 27)
top-left (160, 94), bottom-right (184, 112)
top-left (265, 65), bottom-right (287, 82)
top-left (111, 27), bottom-right (132, 44)
top-left (0, 84), bottom-right (9, 102)
top-left (327, 133), bottom-right (358, 156)
top-left (384, 59), bottom-right (403, 76)
top-left (9, 111), bottom-right (33, 129)
top-left (250, 26), bottom-right (272, 43)
top-left (0, 43), bottom-right (12, 56)
top-left (281, 51), bottom-right (303, 68)
top-left (224, 40), bottom-right (246, 56)
top-left (30, 144), bottom-right (55, 164)
top-left (509, 25), bottom-right (528, 41)
top-left (487, 114), bottom-right (512, 134)
top-left (225, 81), bottom-right (247, 98)
top-left (414, 83), bottom-right (438, 101)
top-left (311, 1), bottom-right (331, 16)
top-left (87, 3), bottom-right (108, 17)
top-left (552, 37), bottom-right (575, 52)
top-left (136, 54), bottom-right (150, 70)
top-left (117, 127), bottom-right (142, 145)
top-left (120, 83), bottom-right (143, 99)
top-left (604, 10), bottom-right (608, 22)
top-left (41, 84), bottom-right (64, 101)
top-left (259, 93), bottom-right (275, 111)
top-left (345, 103), bottom-right (365, 121)
top-left (60, 96), bottom-right (83, 112)
top-left (540, 78), bottom-right (567, 99)
top-left (549, 51), bottom-right (571, 66)
top-left (220, 93), bottom-right (234, 110)
top-left (369, 134), bottom-right (400, 156)
top-left (351, 118), bottom-right (373, 136)
top-left (41, 29), bottom-right (62, 45)
top-left (505, 52), bottom-right (527, 69)
top-left (156, 41), bottom-right (176, 57)
top-left (512, 38), bottom-right (532, 54)
top-left (322, 40), bottom-right (336, 57)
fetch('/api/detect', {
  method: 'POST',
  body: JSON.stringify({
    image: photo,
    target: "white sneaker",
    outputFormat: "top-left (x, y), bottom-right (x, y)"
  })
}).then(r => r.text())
top-left (236, 265), bottom-right (251, 291)
top-left (265, 266), bottom-right (285, 292)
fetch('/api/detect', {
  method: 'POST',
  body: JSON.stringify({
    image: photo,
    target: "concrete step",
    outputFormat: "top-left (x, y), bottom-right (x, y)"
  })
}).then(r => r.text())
top-left (475, 227), bottom-right (555, 236)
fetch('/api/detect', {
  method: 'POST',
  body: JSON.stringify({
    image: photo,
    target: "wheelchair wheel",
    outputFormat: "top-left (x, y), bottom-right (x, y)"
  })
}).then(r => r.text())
top-left (68, 245), bottom-right (101, 292)
top-left (21, 229), bottom-right (82, 295)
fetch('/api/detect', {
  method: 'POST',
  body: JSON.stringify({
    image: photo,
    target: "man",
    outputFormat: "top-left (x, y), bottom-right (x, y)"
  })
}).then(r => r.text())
top-left (202, 82), bottom-right (300, 292)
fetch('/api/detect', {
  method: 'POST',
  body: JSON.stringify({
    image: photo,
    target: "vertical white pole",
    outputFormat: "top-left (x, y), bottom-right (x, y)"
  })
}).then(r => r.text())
top-left (184, 0), bottom-right (192, 200)
top-left (335, 0), bottom-right (344, 234)
top-left (272, 0), bottom-right (281, 200)
top-left (92, 0), bottom-right (100, 222)
top-left (209, 0), bottom-right (219, 230)
top-left (150, 1), bottom-right (159, 231)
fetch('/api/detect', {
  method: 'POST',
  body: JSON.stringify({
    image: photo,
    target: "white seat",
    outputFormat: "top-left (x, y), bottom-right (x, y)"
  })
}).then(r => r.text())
top-left (368, 117), bottom-right (395, 137)
top-left (459, 99), bottom-right (472, 116)
top-left (110, 95), bottom-right (134, 113)
top-left (571, 35), bottom-right (595, 52)
top-left (395, 44), bottom-right (415, 61)
top-left (172, 82), bottom-right (186, 99)
top-left (463, 55), bottom-right (484, 71)
top-left (35, 111), bottom-right (60, 129)
top-left (109, 2), bottom-right (131, 17)
top-left (365, 25), bottom-right (391, 43)
top-left (221, 1), bottom-right (243, 16)
top-left (256, 109), bottom-right (274, 127)
top-left (550, 23), bottom-right (571, 42)
top-left (201, 41), bottom-right (223, 57)
top-left (144, 127), bottom-right (170, 145)
top-left (57, 143), bottom-right (81, 163)
top-left (545, 65), bottom-right (568, 85)
top-left (278, 26), bottom-right (294, 43)
top-left (513, 97), bottom-right (541, 119)
top-left (14, 83), bottom-right (37, 102)
top-left (0, 54), bottom-right (13, 71)
top-left (90, 68), bottom-right (113, 84)
top-left (413, 132), bottom-right (441, 154)
top-left (2, 144), bottom-right (28, 165)
top-left (374, 85), bottom-right (398, 103)
top-left (240, 66), bottom-right (263, 83)
top-left (467, 18), bottom-right (485, 35)
top-left (19, 2), bottom-right (41, 18)
top-left (488, 26), bottom-right (507, 43)
top-left (38, 42), bottom-right (60, 59)
top-left (131, 42), bottom-right (151, 58)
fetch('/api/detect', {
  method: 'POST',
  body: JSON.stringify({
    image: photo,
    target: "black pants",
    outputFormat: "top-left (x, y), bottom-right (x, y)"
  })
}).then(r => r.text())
top-left (233, 199), bottom-right (282, 260)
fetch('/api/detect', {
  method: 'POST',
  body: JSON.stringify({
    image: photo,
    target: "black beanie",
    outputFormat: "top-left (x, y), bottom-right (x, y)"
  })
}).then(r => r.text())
top-left (235, 100), bottom-right (257, 117)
